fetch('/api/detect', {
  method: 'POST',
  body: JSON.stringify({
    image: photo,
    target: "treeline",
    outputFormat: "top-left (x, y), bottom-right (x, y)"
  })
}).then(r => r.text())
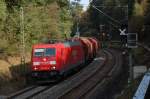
top-left (78, 0), bottom-right (128, 39)
top-left (79, 0), bottom-right (150, 43)
top-left (129, 0), bottom-right (150, 43)
top-left (0, 0), bottom-right (73, 55)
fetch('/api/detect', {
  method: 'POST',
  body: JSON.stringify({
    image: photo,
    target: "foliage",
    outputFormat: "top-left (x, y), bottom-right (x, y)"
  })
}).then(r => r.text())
top-left (78, 0), bottom-right (129, 39)
top-left (70, 0), bottom-right (83, 36)
top-left (79, 0), bottom-right (150, 43)
top-left (129, 0), bottom-right (150, 42)
top-left (0, 0), bottom-right (6, 22)
top-left (0, 0), bottom-right (7, 50)
top-left (0, 0), bottom-right (73, 55)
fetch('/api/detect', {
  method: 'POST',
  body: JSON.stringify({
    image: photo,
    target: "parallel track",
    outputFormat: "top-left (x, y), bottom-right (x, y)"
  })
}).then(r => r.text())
top-left (58, 49), bottom-right (116, 99)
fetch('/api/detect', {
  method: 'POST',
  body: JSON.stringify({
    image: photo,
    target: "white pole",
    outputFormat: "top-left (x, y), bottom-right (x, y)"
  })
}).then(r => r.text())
top-left (20, 7), bottom-right (25, 66)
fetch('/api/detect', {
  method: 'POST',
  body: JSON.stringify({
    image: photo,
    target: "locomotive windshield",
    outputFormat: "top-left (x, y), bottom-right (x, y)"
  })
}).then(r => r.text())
top-left (34, 48), bottom-right (56, 57)
top-left (44, 48), bottom-right (56, 56)
top-left (34, 48), bottom-right (44, 57)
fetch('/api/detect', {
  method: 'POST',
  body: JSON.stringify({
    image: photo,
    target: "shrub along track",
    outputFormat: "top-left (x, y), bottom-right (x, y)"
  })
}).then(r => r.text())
top-left (3, 49), bottom-right (122, 99)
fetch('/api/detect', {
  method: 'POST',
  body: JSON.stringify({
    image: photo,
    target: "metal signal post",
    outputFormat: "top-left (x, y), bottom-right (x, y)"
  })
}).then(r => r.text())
top-left (127, 33), bottom-right (138, 98)
top-left (20, 7), bottom-right (25, 66)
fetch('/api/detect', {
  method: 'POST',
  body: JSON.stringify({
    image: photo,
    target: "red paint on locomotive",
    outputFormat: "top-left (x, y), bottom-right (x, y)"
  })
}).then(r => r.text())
top-left (31, 40), bottom-right (85, 78)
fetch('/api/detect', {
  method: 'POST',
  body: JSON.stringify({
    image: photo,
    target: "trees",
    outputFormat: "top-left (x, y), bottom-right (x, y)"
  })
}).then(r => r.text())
top-left (78, 0), bottom-right (128, 39)
top-left (128, 0), bottom-right (150, 42)
top-left (0, 0), bottom-right (73, 55)
top-left (0, 0), bottom-right (8, 51)
top-left (58, 0), bottom-right (73, 38)
top-left (80, 0), bottom-right (150, 42)
top-left (70, 0), bottom-right (83, 36)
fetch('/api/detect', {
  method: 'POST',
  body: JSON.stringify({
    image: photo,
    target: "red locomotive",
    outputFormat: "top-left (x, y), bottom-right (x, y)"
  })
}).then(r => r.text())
top-left (30, 37), bottom-right (100, 81)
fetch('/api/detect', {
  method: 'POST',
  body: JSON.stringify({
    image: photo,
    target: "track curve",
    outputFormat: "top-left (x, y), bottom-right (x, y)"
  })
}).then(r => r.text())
top-left (5, 49), bottom-right (123, 99)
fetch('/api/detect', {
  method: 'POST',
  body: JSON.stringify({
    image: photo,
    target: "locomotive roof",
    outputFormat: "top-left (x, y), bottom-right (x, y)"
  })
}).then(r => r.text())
top-left (64, 41), bottom-right (81, 47)
top-left (33, 40), bottom-right (81, 48)
top-left (33, 43), bottom-right (63, 48)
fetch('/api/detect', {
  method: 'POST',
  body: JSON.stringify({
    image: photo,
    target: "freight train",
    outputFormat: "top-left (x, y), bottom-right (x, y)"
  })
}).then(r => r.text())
top-left (30, 37), bottom-right (100, 81)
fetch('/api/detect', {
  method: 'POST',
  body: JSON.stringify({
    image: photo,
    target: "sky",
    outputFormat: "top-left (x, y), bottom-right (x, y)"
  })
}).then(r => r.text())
top-left (70, 0), bottom-right (90, 11)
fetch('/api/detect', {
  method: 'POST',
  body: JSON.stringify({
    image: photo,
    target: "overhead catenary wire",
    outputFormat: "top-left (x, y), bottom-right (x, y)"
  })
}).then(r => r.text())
top-left (92, 5), bottom-right (122, 25)
top-left (108, 22), bottom-right (120, 29)
top-left (78, 1), bottom-right (128, 27)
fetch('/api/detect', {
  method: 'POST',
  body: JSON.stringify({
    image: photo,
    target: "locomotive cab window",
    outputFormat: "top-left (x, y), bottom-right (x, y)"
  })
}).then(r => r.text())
top-left (34, 48), bottom-right (44, 57)
top-left (34, 48), bottom-right (56, 57)
top-left (44, 48), bottom-right (56, 56)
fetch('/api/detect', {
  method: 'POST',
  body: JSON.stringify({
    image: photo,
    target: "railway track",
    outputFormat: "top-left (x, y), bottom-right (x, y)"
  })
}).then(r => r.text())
top-left (30, 49), bottom-right (121, 99)
top-left (58, 49), bottom-right (116, 99)
top-left (7, 85), bottom-right (53, 99)
top-left (3, 49), bottom-right (122, 99)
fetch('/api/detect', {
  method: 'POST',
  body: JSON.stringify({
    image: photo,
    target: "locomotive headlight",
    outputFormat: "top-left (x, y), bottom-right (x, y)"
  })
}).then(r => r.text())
top-left (51, 66), bottom-right (56, 70)
top-left (50, 61), bottom-right (56, 65)
top-left (34, 67), bottom-right (38, 70)
top-left (33, 62), bottom-right (40, 66)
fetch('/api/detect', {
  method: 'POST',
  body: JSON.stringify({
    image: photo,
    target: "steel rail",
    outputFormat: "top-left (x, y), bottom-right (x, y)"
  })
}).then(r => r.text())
top-left (7, 85), bottom-right (53, 99)
top-left (30, 50), bottom-right (107, 99)
top-left (58, 49), bottom-right (116, 99)
top-left (6, 49), bottom-right (119, 99)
